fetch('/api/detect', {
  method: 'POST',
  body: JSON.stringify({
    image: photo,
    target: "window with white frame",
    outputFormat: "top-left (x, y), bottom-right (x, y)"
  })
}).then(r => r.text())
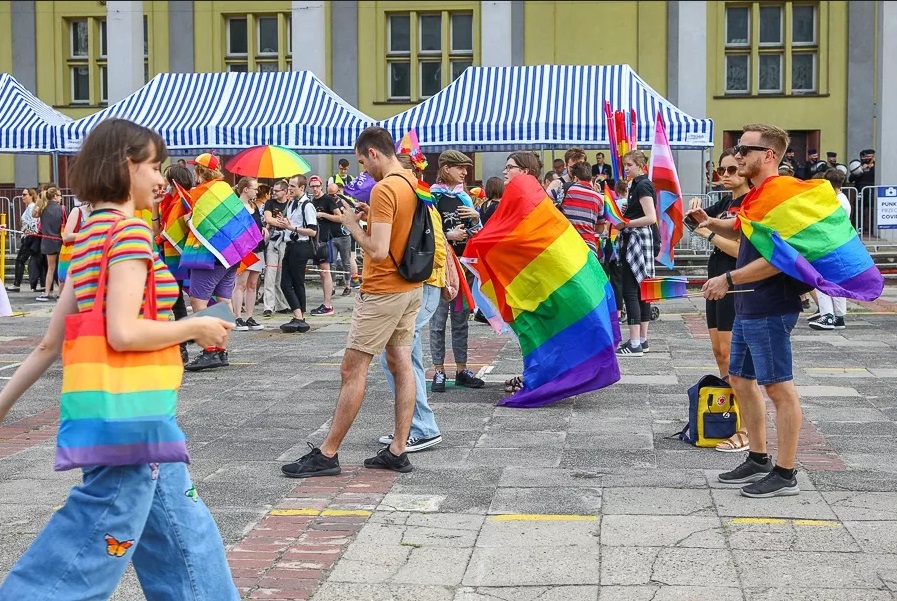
top-left (225, 14), bottom-right (291, 73)
top-left (724, 2), bottom-right (818, 96)
top-left (68, 19), bottom-right (90, 104)
top-left (387, 11), bottom-right (474, 101)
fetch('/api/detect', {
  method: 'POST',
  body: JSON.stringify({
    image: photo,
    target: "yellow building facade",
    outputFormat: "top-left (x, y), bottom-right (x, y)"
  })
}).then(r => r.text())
top-left (0, 1), bottom-right (870, 188)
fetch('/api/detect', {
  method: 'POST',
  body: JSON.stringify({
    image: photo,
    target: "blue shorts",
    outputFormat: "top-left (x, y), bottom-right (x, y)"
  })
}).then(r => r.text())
top-left (728, 313), bottom-right (799, 385)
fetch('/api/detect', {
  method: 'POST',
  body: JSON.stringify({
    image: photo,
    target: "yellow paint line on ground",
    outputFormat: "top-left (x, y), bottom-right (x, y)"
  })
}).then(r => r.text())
top-left (730, 517), bottom-right (788, 525)
top-left (321, 509), bottom-right (372, 517)
top-left (792, 519), bottom-right (842, 527)
top-left (488, 514), bottom-right (598, 522)
top-left (270, 509), bottom-right (321, 516)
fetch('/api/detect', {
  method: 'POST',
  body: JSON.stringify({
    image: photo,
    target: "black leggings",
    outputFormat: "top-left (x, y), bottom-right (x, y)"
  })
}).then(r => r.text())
top-left (13, 237), bottom-right (36, 287)
top-left (172, 280), bottom-right (188, 321)
top-left (621, 259), bottom-right (651, 326)
top-left (281, 242), bottom-right (313, 313)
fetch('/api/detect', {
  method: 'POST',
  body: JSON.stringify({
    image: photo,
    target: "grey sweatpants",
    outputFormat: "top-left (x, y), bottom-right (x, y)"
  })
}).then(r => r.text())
top-left (429, 297), bottom-right (470, 367)
top-left (263, 240), bottom-right (289, 312)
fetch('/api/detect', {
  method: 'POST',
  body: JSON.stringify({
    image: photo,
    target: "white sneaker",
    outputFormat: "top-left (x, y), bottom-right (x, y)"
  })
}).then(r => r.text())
top-left (377, 434), bottom-right (443, 452)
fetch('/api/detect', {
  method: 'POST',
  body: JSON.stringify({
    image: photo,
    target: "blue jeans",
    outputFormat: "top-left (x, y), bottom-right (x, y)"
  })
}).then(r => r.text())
top-left (728, 313), bottom-right (799, 386)
top-left (379, 283), bottom-right (442, 439)
top-left (0, 462), bottom-right (238, 600)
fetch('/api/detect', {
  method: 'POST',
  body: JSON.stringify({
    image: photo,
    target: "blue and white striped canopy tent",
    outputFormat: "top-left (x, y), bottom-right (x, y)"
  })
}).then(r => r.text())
top-left (0, 74), bottom-right (72, 153)
top-left (378, 65), bottom-right (713, 151)
top-left (57, 71), bottom-right (375, 154)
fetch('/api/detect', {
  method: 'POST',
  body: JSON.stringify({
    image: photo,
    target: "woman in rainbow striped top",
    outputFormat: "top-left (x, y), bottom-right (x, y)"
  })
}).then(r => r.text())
top-left (0, 119), bottom-right (239, 599)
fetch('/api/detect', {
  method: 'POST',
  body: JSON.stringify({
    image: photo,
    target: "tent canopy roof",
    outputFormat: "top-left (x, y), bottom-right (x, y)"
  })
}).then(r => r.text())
top-left (378, 64), bottom-right (714, 151)
top-left (0, 74), bottom-right (72, 154)
top-left (57, 71), bottom-right (376, 154)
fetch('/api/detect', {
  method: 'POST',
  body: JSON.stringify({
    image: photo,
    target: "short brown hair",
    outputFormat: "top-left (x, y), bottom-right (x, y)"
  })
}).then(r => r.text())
top-left (68, 119), bottom-right (167, 204)
top-left (484, 176), bottom-right (504, 200)
top-left (165, 164), bottom-right (193, 190)
top-left (273, 179), bottom-right (288, 191)
top-left (507, 151), bottom-right (543, 179)
top-left (570, 161), bottom-right (592, 181)
top-left (742, 123), bottom-right (790, 159)
top-left (564, 147), bottom-right (587, 164)
top-left (718, 147), bottom-right (738, 164)
top-left (354, 126), bottom-right (397, 158)
top-left (622, 150), bottom-right (648, 168)
top-left (289, 174), bottom-right (308, 188)
top-left (235, 176), bottom-right (257, 196)
top-left (824, 168), bottom-right (846, 190)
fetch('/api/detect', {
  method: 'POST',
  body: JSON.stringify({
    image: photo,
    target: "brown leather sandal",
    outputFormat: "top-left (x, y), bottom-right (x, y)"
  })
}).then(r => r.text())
top-left (715, 428), bottom-right (749, 453)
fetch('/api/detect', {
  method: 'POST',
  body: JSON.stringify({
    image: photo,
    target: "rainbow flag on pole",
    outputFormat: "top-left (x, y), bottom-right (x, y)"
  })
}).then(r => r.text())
top-left (639, 276), bottom-right (689, 302)
top-left (737, 176), bottom-right (884, 301)
top-left (463, 175), bottom-right (621, 408)
top-left (649, 112), bottom-right (685, 268)
top-left (603, 183), bottom-right (628, 227)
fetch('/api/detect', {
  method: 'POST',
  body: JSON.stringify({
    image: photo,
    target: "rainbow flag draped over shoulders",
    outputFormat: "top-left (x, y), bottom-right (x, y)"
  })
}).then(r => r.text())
top-left (737, 176), bottom-right (884, 301)
top-left (463, 175), bottom-right (621, 408)
top-left (181, 180), bottom-right (263, 270)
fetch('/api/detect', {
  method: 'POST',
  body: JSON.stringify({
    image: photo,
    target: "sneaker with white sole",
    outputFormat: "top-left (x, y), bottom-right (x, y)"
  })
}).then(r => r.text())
top-left (234, 318), bottom-right (249, 331)
top-left (640, 340), bottom-right (650, 353)
top-left (740, 470), bottom-right (799, 498)
top-left (432, 371), bottom-right (446, 392)
top-left (809, 313), bottom-right (836, 330)
top-left (310, 304), bottom-right (335, 316)
top-left (615, 341), bottom-right (643, 357)
top-left (245, 317), bottom-right (264, 330)
top-left (718, 457), bottom-right (773, 484)
top-left (833, 315), bottom-right (846, 330)
top-left (377, 434), bottom-right (443, 452)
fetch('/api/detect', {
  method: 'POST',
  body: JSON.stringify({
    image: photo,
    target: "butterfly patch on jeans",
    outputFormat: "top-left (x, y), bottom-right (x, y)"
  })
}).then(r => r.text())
top-left (185, 485), bottom-right (198, 502)
top-left (105, 534), bottom-right (135, 557)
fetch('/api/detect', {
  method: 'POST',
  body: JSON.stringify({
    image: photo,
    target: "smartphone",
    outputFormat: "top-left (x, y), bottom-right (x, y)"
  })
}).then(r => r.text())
top-left (684, 214), bottom-right (700, 232)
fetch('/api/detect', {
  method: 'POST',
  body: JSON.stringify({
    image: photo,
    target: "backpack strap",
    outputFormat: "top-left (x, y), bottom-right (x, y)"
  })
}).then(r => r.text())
top-left (385, 173), bottom-right (421, 270)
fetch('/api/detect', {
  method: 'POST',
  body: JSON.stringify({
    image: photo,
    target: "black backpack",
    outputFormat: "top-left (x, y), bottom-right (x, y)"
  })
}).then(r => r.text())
top-left (386, 174), bottom-right (435, 282)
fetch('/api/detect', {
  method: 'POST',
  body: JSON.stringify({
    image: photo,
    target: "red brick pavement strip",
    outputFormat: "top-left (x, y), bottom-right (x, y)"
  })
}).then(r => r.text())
top-left (682, 314), bottom-right (711, 339)
top-left (0, 408), bottom-right (59, 460)
top-left (227, 469), bottom-right (399, 600)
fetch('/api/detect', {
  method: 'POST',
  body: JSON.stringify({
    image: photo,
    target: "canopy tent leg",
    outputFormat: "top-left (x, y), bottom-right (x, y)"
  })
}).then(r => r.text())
top-left (51, 152), bottom-right (59, 186)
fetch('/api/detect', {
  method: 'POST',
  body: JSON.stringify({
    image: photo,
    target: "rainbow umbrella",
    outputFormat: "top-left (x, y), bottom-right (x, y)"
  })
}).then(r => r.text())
top-left (225, 145), bottom-right (311, 178)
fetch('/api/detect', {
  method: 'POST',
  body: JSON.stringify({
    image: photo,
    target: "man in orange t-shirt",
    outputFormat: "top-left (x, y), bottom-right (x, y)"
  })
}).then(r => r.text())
top-left (281, 126), bottom-right (424, 478)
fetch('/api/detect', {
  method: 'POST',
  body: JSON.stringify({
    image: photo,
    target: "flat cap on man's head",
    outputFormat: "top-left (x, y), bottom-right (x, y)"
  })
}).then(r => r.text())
top-left (438, 150), bottom-right (473, 168)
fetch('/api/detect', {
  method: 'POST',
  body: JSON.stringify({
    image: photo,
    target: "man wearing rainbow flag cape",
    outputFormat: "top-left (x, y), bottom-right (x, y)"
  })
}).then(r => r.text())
top-left (690, 124), bottom-right (883, 499)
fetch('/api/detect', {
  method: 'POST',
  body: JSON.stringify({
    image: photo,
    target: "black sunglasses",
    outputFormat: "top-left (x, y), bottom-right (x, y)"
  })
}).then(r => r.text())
top-left (734, 144), bottom-right (771, 156)
top-left (716, 166), bottom-right (738, 176)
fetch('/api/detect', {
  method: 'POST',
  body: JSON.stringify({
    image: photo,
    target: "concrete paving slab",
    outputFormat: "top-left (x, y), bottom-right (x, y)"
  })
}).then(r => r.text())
top-left (564, 432), bottom-right (654, 450)
top-left (379, 493), bottom-right (445, 513)
top-left (601, 515), bottom-right (725, 548)
top-left (796, 385), bottom-right (862, 396)
top-left (600, 547), bottom-right (738, 587)
top-left (742, 589), bottom-right (893, 601)
top-left (843, 521), bottom-right (897, 554)
top-left (724, 519), bottom-right (861, 552)
top-left (464, 546), bottom-right (600, 586)
top-left (823, 492), bottom-right (897, 521)
top-left (559, 450), bottom-right (657, 471)
top-left (734, 550), bottom-right (894, 588)
top-left (711, 488), bottom-right (837, 520)
top-left (455, 586), bottom-right (598, 601)
top-left (487, 487), bottom-right (601, 515)
top-left (312, 583), bottom-right (455, 601)
top-left (601, 487), bottom-right (715, 516)
top-left (392, 547), bottom-right (473, 585)
top-left (597, 586), bottom-right (744, 601)
top-left (476, 519), bottom-right (599, 547)
top-left (328, 543), bottom-right (411, 583)
top-left (466, 448), bottom-right (562, 468)
top-left (474, 430), bottom-right (566, 448)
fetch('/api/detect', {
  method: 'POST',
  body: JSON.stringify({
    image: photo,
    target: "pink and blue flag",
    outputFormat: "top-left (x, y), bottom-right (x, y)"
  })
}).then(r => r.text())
top-left (649, 112), bottom-right (684, 269)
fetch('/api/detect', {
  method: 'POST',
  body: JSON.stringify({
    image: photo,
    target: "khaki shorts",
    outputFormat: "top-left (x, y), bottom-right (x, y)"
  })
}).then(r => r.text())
top-left (346, 288), bottom-right (423, 356)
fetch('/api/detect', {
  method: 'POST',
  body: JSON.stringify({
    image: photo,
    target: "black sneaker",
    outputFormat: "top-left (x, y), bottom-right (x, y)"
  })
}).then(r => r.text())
top-left (310, 304), bottom-right (335, 316)
top-left (180, 343), bottom-right (189, 365)
top-left (432, 371), bottom-right (447, 393)
top-left (641, 340), bottom-right (650, 353)
top-left (280, 318), bottom-right (303, 333)
top-left (616, 341), bottom-right (644, 357)
top-left (802, 298), bottom-right (812, 311)
top-left (5, 285), bottom-right (20, 293)
top-left (718, 457), bottom-right (773, 484)
top-left (740, 470), bottom-right (800, 498)
top-left (363, 446), bottom-right (413, 473)
top-left (342, 286), bottom-right (352, 296)
top-left (473, 310), bottom-right (488, 324)
top-left (35, 294), bottom-right (50, 302)
top-left (805, 311), bottom-right (821, 321)
top-left (263, 309), bottom-right (273, 318)
top-left (234, 318), bottom-right (249, 331)
top-left (455, 369), bottom-right (485, 388)
top-left (378, 434), bottom-right (443, 453)
top-left (281, 443), bottom-right (341, 478)
top-left (245, 317), bottom-right (264, 331)
top-left (809, 314), bottom-right (836, 330)
top-left (218, 350), bottom-right (229, 366)
top-left (295, 319), bottom-right (310, 333)
top-left (277, 308), bottom-right (293, 314)
top-left (184, 349), bottom-right (224, 372)
top-left (833, 315), bottom-right (846, 330)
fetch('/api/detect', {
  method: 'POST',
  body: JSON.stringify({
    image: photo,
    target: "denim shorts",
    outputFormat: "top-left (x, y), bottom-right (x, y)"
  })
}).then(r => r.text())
top-left (728, 313), bottom-right (799, 385)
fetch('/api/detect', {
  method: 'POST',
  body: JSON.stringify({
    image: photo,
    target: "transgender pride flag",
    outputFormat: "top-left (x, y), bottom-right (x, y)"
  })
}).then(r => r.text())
top-left (649, 113), bottom-right (684, 269)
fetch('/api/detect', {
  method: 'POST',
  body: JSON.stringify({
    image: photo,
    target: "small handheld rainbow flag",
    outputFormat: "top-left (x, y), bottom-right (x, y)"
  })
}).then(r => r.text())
top-left (416, 179), bottom-right (434, 206)
top-left (638, 276), bottom-right (689, 302)
top-left (603, 183), bottom-right (628, 227)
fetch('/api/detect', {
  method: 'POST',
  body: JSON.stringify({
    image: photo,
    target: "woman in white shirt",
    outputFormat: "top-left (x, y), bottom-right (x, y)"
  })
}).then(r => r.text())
top-left (273, 174), bottom-right (318, 333)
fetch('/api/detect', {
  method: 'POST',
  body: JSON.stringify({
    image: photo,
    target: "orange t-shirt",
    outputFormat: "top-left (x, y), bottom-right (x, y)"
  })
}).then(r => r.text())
top-left (361, 169), bottom-right (423, 295)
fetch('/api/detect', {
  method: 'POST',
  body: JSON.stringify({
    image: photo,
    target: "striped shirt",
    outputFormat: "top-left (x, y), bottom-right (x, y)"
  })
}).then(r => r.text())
top-left (70, 210), bottom-right (179, 319)
top-left (561, 182), bottom-right (605, 253)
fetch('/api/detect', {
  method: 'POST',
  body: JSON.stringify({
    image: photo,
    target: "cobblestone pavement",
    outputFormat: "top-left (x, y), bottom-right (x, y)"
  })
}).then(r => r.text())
top-left (2, 286), bottom-right (897, 600)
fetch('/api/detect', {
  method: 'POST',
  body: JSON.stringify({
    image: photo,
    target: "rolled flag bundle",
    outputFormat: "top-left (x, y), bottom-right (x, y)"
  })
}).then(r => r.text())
top-left (639, 276), bottom-right (688, 302)
top-left (463, 175), bottom-right (621, 408)
top-left (736, 176), bottom-right (884, 301)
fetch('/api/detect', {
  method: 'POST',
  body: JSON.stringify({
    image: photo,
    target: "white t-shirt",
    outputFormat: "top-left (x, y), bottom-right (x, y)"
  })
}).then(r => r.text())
top-left (285, 195), bottom-right (318, 241)
top-left (836, 192), bottom-right (851, 217)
